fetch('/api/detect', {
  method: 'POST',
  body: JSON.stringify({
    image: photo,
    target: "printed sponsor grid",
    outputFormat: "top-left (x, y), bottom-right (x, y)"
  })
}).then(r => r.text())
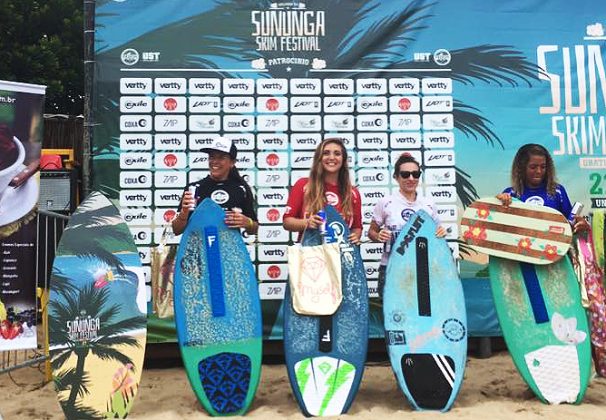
top-left (119, 76), bottom-right (456, 299)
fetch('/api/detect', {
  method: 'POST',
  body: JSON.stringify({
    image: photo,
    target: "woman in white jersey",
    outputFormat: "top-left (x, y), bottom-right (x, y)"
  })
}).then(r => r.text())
top-left (368, 153), bottom-right (445, 297)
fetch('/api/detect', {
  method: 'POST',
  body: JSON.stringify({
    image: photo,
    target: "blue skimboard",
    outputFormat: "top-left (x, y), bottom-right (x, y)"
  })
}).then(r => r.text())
top-left (174, 198), bottom-right (262, 415)
top-left (384, 210), bottom-right (467, 411)
top-left (284, 205), bottom-right (369, 416)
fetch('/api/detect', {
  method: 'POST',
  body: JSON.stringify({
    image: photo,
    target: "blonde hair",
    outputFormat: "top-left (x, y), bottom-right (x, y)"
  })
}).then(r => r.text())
top-left (510, 143), bottom-right (557, 196)
top-left (303, 138), bottom-right (354, 220)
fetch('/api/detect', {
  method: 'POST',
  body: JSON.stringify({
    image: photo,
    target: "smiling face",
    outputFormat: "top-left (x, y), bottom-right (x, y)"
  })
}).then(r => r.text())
top-left (321, 142), bottom-right (344, 176)
top-left (396, 161), bottom-right (421, 196)
top-left (525, 154), bottom-right (547, 188)
top-left (207, 151), bottom-right (234, 181)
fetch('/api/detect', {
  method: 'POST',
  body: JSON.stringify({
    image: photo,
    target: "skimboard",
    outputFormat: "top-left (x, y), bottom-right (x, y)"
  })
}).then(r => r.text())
top-left (284, 205), bottom-right (368, 416)
top-left (174, 198), bottom-right (262, 415)
top-left (383, 210), bottom-right (467, 411)
top-left (592, 210), bottom-right (605, 273)
top-left (49, 191), bottom-right (147, 419)
top-left (574, 227), bottom-right (606, 377)
top-left (461, 197), bottom-right (572, 264)
top-left (489, 256), bottom-right (591, 404)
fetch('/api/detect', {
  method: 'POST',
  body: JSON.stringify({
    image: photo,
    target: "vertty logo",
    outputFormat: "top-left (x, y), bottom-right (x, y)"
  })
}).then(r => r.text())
top-left (154, 189), bottom-right (182, 207)
top-left (189, 134), bottom-right (220, 150)
top-left (291, 134), bottom-right (321, 150)
top-left (257, 133), bottom-right (288, 150)
top-left (421, 78), bottom-right (452, 94)
top-left (423, 132), bottom-right (454, 148)
top-left (356, 78), bottom-right (387, 94)
top-left (361, 243), bottom-right (385, 260)
top-left (120, 78), bottom-right (152, 94)
top-left (391, 132), bottom-right (421, 148)
top-left (120, 134), bottom-right (152, 151)
top-left (357, 133), bottom-right (388, 149)
top-left (323, 79), bottom-right (354, 95)
top-left (154, 134), bottom-right (187, 151)
top-left (223, 78), bottom-right (255, 94)
top-left (154, 78), bottom-right (186, 94)
top-left (290, 79), bottom-right (321, 94)
top-left (389, 78), bottom-right (420, 94)
top-left (359, 188), bottom-right (389, 204)
top-left (256, 78), bottom-right (288, 94)
top-left (188, 78), bottom-right (220, 94)
top-left (258, 245), bottom-right (288, 262)
top-left (225, 134), bottom-right (255, 150)
top-left (120, 190), bottom-right (152, 207)
top-left (258, 188), bottom-right (288, 205)
top-left (426, 186), bottom-right (457, 203)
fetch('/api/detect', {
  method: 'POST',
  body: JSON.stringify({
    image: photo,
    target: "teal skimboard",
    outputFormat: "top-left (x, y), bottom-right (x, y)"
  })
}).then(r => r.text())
top-left (383, 210), bottom-right (467, 411)
top-left (284, 205), bottom-right (369, 416)
top-left (49, 191), bottom-right (147, 419)
top-left (489, 256), bottom-right (591, 404)
top-left (174, 198), bottom-right (262, 415)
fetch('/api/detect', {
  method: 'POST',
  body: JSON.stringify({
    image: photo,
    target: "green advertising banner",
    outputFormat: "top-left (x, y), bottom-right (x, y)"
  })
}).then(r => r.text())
top-left (92, 0), bottom-right (606, 342)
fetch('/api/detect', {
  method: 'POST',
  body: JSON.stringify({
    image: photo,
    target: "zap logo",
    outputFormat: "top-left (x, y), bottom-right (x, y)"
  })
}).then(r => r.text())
top-left (163, 209), bottom-right (177, 222)
top-left (267, 208), bottom-right (281, 222)
top-left (325, 191), bottom-right (339, 206)
top-left (398, 97), bottom-right (411, 111)
top-left (164, 154), bottom-right (178, 167)
top-left (266, 153), bottom-right (280, 167)
top-left (267, 265), bottom-right (281, 279)
top-left (265, 98), bottom-right (279, 111)
top-left (163, 98), bottom-right (178, 111)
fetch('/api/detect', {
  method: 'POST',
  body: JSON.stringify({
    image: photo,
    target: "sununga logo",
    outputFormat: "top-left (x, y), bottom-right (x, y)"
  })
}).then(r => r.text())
top-left (211, 189), bottom-right (229, 204)
top-left (67, 313), bottom-right (101, 341)
top-left (251, 4), bottom-right (325, 52)
top-left (163, 98), bottom-right (178, 111)
top-left (163, 209), bottom-right (177, 222)
top-left (121, 48), bottom-right (139, 65)
top-left (433, 49), bottom-right (451, 66)
top-left (395, 215), bottom-right (425, 256)
top-left (266, 208), bottom-right (281, 222)
top-left (267, 265), bottom-right (281, 279)
top-left (265, 98), bottom-right (279, 111)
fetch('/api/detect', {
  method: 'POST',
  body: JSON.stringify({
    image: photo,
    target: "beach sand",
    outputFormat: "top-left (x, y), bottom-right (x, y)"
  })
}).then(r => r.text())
top-left (2, 348), bottom-right (606, 419)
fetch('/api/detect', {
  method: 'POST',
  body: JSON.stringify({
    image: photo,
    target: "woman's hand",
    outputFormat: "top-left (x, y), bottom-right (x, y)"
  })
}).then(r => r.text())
top-left (377, 228), bottom-right (392, 243)
top-left (572, 215), bottom-right (590, 233)
top-left (225, 210), bottom-right (252, 230)
top-left (306, 214), bottom-right (325, 230)
top-left (180, 191), bottom-right (196, 216)
top-left (496, 193), bottom-right (512, 206)
top-left (348, 230), bottom-right (362, 245)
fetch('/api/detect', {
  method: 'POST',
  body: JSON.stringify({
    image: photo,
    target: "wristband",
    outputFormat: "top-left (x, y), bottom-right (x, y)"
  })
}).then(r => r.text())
top-left (248, 218), bottom-right (254, 230)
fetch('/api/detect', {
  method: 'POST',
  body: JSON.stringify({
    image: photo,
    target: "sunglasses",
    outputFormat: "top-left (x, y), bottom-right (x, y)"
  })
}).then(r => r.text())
top-left (399, 170), bottom-right (422, 179)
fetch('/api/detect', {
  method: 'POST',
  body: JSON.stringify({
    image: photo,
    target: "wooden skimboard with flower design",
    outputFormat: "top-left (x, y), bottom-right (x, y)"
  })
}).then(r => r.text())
top-left (461, 197), bottom-right (572, 265)
top-left (173, 198), bottom-right (262, 416)
top-left (489, 256), bottom-right (591, 404)
top-left (49, 191), bottom-right (147, 419)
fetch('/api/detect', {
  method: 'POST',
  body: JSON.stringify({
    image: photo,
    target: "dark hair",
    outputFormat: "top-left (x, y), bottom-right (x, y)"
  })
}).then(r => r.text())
top-left (510, 143), bottom-right (557, 196)
top-left (228, 165), bottom-right (256, 208)
top-left (392, 152), bottom-right (421, 179)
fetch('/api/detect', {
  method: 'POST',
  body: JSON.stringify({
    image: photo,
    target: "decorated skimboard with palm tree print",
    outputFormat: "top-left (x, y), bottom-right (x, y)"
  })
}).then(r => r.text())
top-left (489, 256), bottom-right (591, 404)
top-left (174, 198), bottom-right (262, 416)
top-left (461, 197), bottom-right (572, 265)
top-left (49, 191), bottom-right (147, 419)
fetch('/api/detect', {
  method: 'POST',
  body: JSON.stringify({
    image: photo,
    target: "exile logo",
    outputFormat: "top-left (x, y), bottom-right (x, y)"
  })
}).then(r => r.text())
top-left (163, 98), bottom-right (177, 111)
top-left (266, 153), bottom-right (280, 166)
top-left (267, 265), bottom-right (281, 279)
top-left (265, 98), bottom-right (279, 111)
top-left (398, 98), bottom-right (411, 111)
top-left (267, 208), bottom-right (280, 222)
top-left (163, 209), bottom-right (177, 222)
top-left (164, 154), bottom-right (178, 167)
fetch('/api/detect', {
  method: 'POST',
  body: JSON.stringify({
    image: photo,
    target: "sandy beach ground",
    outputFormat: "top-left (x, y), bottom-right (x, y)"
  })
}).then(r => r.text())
top-left (2, 348), bottom-right (606, 419)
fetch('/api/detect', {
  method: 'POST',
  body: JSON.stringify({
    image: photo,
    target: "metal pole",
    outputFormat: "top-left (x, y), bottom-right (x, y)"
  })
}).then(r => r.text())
top-left (82, 0), bottom-right (96, 196)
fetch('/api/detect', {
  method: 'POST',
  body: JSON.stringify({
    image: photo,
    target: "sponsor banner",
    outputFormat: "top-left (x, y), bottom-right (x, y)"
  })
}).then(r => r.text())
top-left (259, 282), bottom-right (287, 300)
top-left (154, 208), bottom-right (179, 225)
top-left (154, 133), bottom-right (187, 150)
top-left (257, 244), bottom-right (288, 261)
top-left (120, 134), bottom-right (153, 150)
top-left (257, 170), bottom-right (289, 187)
top-left (258, 264), bottom-right (288, 281)
top-left (122, 208), bottom-right (153, 225)
top-left (258, 207), bottom-right (286, 224)
top-left (258, 188), bottom-right (289, 205)
top-left (138, 246), bottom-right (151, 264)
top-left (153, 227), bottom-right (180, 245)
